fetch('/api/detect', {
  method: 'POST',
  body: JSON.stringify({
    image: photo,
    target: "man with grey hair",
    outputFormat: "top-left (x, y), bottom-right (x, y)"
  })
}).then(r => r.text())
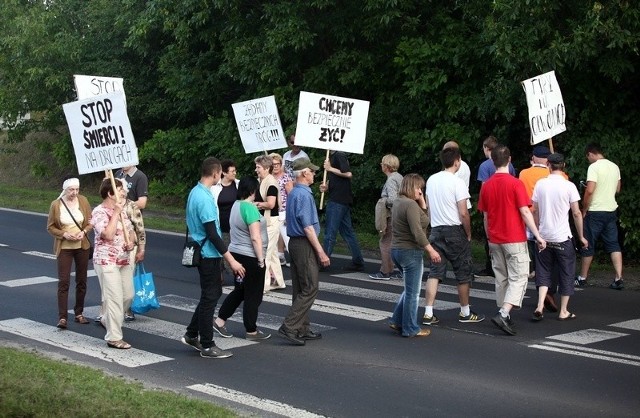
top-left (279, 158), bottom-right (330, 345)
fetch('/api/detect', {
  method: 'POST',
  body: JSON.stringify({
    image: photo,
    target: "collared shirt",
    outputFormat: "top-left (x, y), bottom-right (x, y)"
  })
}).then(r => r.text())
top-left (186, 182), bottom-right (222, 258)
top-left (286, 183), bottom-right (320, 237)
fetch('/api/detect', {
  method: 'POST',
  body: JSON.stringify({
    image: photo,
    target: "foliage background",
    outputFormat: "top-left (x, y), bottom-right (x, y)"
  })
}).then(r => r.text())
top-left (1, 0), bottom-right (638, 256)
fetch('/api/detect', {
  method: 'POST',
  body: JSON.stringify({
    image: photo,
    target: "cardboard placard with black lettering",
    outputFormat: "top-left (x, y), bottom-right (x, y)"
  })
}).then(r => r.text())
top-left (62, 91), bottom-right (138, 174)
top-left (74, 74), bottom-right (126, 104)
top-left (522, 70), bottom-right (566, 145)
top-left (294, 91), bottom-right (369, 154)
top-left (231, 95), bottom-right (287, 153)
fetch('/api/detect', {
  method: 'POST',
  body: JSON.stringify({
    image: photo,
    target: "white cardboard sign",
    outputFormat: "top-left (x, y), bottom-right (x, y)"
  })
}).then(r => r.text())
top-left (522, 70), bottom-right (566, 145)
top-left (231, 95), bottom-right (287, 153)
top-left (74, 74), bottom-right (126, 103)
top-left (294, 91), bottom-right (369, 154)
top-left (62, 91), bottom-right (138, 174)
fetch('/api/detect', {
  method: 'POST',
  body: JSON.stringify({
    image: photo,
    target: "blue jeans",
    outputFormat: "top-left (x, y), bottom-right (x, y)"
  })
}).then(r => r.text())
top-left (323, 201), bottom-right (364, 265)
top-left (186, 257), bottom-right (222, 349)
top-left (390, 248), bottom-right (424, 336)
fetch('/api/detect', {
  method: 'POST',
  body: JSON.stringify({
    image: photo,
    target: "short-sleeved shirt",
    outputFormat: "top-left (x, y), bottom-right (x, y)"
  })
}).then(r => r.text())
top-left (186, 182), bottom-right (222, 258)
top-left (116, 168), bottom-right (148, 204)
top-left (477, 158), bottom-right (516, 182)
top-left (327, 151), bottom-right (353, 205)
top-left (426, 171), bottom-right (470, 227)
top-left (283, 149), bottom-right (309, 177)
top-left (276, 172), bottom-right (293, 212)
top-left (586, 158), bottom-right (620, 211)
top-left (91, 203), bottom-right (133, 266)
top-left (255, 184), bottom-right (279, 217)
top-left (286, 183), bottom-right (320, 237)
top-left (216, 182), bottom-right (238, 233)
top-left (228, 201), bottom-right (268, 258)
top-left (478, 173), bottom-right (529, 244)
top-left (532, 174), bottom-right (581, 242)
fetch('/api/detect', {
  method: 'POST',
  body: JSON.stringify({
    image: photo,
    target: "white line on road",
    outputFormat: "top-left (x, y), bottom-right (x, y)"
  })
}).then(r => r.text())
top-left (0, 276), bottom-right (58, 287)
top-left (21, 251), bottom-right (57, 260)
top-left (529, 343), bottom-right (640, 367)
top-left (188, 383), bottom-right (327, 418)
top-left (546, 328), bottom-right (629, 345)
top-left (0, 318), bottom-right (173, 368)
top-left (610, 318), bottom-right (640, 331)
top-left (541, 341), bottom-right (640, 361)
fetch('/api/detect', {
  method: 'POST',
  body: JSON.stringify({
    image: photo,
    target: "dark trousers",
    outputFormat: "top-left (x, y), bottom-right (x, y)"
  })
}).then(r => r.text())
top-left (57, 248), bottom-right (90, 319)
top-left (187, 257), bottom-right (222, 349)
top-left (284, 237), bottom-right (319, 334)
top-left (217, 253), bottom-right (265, 333)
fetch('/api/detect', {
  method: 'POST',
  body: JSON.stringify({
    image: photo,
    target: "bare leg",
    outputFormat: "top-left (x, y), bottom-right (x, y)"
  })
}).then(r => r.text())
top-left (580, 255), bottom-right (593, 279)
top-left (611, 251), bottom-right (623, 278)
top-left (558, 295), bottom-right (571, 319)
top-left (424, 278), bottom-right (439, 307)
top-left (536, 286), bottom-right (548, 313)
top-left (457, 282), bottom-right (470, 307)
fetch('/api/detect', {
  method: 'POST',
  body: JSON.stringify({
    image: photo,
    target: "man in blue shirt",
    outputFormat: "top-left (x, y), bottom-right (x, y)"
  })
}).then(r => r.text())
top-left (181, 157), bottom-right (245, 359)
top-left (279, 158), bottom-right (330, 345)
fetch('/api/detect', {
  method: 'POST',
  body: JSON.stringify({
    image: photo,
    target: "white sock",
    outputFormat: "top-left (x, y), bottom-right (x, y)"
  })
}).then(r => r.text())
top-left (577, 275), bottom-right (586, 281)
top-left (425, 306), bottom-right (434, 317)
top-left (499, 308), bottom-right (509, 318)
top-left (460, 305), bottom-right (470, 317)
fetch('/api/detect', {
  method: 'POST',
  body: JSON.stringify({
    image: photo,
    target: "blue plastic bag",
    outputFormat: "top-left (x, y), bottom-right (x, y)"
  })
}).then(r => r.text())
top-left (131, 263), bottom-right (160, 314)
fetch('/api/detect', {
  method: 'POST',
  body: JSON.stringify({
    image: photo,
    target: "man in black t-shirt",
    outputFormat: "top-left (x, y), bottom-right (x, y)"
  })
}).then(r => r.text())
top-left (319, 151), bottom-right (365, 271)
top-left (115, 166), bottom-right (149, 211)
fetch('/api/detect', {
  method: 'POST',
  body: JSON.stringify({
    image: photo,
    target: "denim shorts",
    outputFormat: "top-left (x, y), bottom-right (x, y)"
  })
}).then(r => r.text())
top-left (428, 225), bottom-right (473, 284)
top-left (581, 211), bottom-right (621, 256)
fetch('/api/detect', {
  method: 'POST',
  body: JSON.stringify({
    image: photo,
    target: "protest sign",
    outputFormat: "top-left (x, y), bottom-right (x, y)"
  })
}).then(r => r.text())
top-left (74, 74), bottom-right (126, 103)
top-left (62, 91), bottom-right (138, 175)
top-left (522, 70), bottom-right (566, 145)
top-left (294, 91), bottom-right (369, 154)
top-left (231, 95), bottom-right (287, 153)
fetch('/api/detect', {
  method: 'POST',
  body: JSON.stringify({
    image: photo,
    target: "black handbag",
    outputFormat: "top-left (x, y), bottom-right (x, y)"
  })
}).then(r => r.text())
top-left (59, 198), bottom-right (93, 258)
top-left (182, 227), bottom-right (207, 268)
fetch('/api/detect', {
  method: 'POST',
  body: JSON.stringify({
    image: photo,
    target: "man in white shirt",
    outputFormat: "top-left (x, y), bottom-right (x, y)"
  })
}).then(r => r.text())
top-left (283, 134), bottom-right (309, 177)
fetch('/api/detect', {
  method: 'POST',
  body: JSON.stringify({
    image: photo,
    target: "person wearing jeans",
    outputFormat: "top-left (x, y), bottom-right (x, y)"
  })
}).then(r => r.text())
top-left (388, 174), bottom-right (441, 338)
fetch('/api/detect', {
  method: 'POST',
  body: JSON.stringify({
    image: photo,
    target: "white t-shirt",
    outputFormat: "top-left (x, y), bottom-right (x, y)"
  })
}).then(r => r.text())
top-left (456, 160), bottom-right (472, 209)
top-left (426, 170), bottom-right (470, 227)
top-left (532, 173), bottom-right (581, 242)
top-left (283, 149), bottom-right (309, 176)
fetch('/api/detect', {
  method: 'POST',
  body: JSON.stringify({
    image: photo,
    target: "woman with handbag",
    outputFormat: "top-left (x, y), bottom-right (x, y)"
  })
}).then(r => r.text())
top-left (47, 176), bottom-right (93, 329)
top-left (91, 178), bottom-right (136, 349)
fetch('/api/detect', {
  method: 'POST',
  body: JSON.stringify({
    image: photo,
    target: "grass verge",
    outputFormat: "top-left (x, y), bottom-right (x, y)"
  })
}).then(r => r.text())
top-left (0, 346), bottom-right (235, 417)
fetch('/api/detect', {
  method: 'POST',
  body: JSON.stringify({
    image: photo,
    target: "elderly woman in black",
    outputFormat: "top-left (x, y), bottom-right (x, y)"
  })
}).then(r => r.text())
top-left (47, 176), bottom-right (93, 329)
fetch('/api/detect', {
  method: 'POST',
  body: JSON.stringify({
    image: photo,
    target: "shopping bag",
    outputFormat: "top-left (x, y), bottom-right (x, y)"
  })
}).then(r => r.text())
top-left (131, 263), bottom-right (160, 314)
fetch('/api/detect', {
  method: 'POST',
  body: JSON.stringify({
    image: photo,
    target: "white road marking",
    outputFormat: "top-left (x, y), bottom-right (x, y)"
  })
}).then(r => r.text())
top-left (0, 318), bottom-right (172, 368)
top-left (188, 383), bottom-right (326, 418)
top-left (547, 328), bottom-right (629, 345)
top-left (541, 341), bottom-right (640, 361)
top-left (610, 319), bottom-right (640, 331)
top-left (0, 276), bottom-right (58, 287)
top-left (529, 343), bottom-right (640, 367)
top-left (21, 251), bottom-right (56, 260)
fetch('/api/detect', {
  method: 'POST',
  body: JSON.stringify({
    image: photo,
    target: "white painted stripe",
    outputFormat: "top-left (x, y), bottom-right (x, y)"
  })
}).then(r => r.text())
top-left (22, 251), bottom-right (57, 260)
top-left (541, 341), bottom-right (640, 362)
top-left (610, 319), bottom-right (640, 331)
top-left (0, 318), bottom-right (172, 368)
top-left (188, 383), bottom-right (326, 418)
top-left (72, 269), bottom-right (96, 277)
top-left (547, 328), bottom-right (628, 345)
top-left (80, 306), bottom-right (257, 350)
top-left (529, 344), bottom-right (640, 367)
top-left (0, 243), bottom-right (7, 247)
top-left (0, 276), bottom-right (58, 287)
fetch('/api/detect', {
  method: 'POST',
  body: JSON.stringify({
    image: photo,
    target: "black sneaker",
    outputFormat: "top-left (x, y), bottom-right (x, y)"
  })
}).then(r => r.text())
top-left (343, 263), bottom-right (364, 272)
top-left (200, 346), bottom-right (233, 359)
top-left (609, 278), bottom-right (624, 290)
top-left (245, 330), bottom-right (271, 341)
top-left (368, 271), bottom-right (391, 280)
top-left (422, 314), bottom-right (440, 325)
top-left (124, 313), bottom-right (135, 322)
top-left (181, 334), bottom-right (202, 352)
top-left (574, 276), bottom-right (587, 287)
top-left (458, 311), bottom-right (485, 323)
top-left (491, 313), bottom-right (516, 336)
top-left (298, 329), bottom-right (322, 340)
top-left (213, 322), bottom-right (233, 338)
top-left (278, 325), bottom-right (305, 345)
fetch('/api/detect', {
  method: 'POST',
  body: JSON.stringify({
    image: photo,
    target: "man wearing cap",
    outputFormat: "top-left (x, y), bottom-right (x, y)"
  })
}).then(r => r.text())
top-left (279, 157), bottom-right (330, 345)
top-left (531, 153), bottom-right (588, 320)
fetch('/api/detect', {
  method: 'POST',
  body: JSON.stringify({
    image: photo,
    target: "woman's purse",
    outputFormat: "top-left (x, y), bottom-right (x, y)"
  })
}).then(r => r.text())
top-left (59, 198), bottom-right (93, 258)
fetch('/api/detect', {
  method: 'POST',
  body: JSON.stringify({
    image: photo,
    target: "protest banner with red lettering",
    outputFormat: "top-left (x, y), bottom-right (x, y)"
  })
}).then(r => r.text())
top-left (62, 91), bottom-right (138, 174)
top-left (294, 91), bottom-right (369, 154)
top-left (231, 95), bottom-right (287, 153)
top-left (522, 70), bottom-right (566, 145)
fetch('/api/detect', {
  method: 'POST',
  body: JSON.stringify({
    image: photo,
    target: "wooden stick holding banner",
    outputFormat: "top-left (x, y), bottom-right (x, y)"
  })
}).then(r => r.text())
top-left (548, 137), bottom-right (554, 153)
top-left (319, 149), bottom-right (331, 210)
top-left (106, 169), bottom-right (130, 246)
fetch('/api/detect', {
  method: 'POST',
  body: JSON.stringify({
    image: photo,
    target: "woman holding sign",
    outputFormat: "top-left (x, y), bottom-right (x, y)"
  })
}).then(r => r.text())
top-left (91, 178), bottom-right (136, 349)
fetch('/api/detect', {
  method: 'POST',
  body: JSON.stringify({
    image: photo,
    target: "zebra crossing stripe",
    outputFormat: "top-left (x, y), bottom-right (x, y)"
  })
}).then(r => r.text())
top-left (529, 341), bottom-right (640, 367)
top-left (188, 383), bottom-right (326, 418)
top-left (21, 251), bottom-right (57, 260)
top-left (0, 276), bottom-right (58, 287)
top-left (0, 318), bottom-right (172, 368)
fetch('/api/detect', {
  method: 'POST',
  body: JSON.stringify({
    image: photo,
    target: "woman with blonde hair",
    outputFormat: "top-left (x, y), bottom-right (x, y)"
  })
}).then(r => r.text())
top-left (254, 155), bottom-right (285, 291)
top-left (47, 175), bottom-right (93, 329)
top-left (388, 173), bottom-right (441, 338)
top-left (269, 152), bottom-right (294, 266)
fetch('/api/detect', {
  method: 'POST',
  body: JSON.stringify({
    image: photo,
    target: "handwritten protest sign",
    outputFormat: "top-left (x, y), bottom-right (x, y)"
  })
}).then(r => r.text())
top-left (231, 95), bottom-right (286, 153)
top-left (74, 74), bottom-right (126, 104)
top-left (294, 91), bottom-right (369, 154)
top-left (62, 91), bottom-right (138, 174)
top-left (522, 70), bottom-right (566, 145)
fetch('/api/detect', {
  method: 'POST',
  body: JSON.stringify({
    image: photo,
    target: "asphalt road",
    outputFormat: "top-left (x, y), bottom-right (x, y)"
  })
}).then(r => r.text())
top-left (1, 208), bottom-right (639, 417)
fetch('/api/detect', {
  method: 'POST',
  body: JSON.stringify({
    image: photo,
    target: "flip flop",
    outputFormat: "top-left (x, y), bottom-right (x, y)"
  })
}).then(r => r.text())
top-left (558, 313), bottom-right (577, 321)
top-left (107, 340), bottom-right (132, 349)
top-left (532, 311), bottom-right (544, 321)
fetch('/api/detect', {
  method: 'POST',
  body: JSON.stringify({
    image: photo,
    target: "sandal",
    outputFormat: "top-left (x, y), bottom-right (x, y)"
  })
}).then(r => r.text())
top-left (107, 340), bottom-right (132, 349)
top-left (57, 318), bottom-right (67, 329)
top-left (532, 311), bottom-right (544, 322)
top-left (75, 314), bottom-right (90, 324)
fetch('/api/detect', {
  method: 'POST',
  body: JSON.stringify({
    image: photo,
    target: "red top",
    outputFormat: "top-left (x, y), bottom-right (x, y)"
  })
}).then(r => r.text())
top-left (478, 173), bottom-right (529, 244)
